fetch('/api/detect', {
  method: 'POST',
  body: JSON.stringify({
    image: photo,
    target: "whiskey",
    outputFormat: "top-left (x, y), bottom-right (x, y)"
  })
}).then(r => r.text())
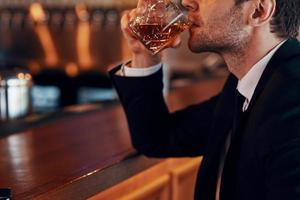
top-left (130, 23), bottom-right (189, 54)
top-left (127, 0), bottom-right (190, 54)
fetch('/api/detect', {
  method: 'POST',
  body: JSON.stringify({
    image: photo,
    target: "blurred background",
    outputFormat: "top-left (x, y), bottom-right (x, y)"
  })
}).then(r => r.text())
top-left (0, 0), bottom-right (134, 117)
top-left (0, 0), bottom-right (229, 120)
top-left (1, 0), bottom-right (298, 121)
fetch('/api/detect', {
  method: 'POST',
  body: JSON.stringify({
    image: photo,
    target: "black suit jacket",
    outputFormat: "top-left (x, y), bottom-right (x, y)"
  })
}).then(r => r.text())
top-left (109, 38), bottom-right (300, 200)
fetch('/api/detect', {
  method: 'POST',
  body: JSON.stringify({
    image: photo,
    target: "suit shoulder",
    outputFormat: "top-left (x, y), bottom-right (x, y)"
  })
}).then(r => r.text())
top-left (256, 54), bottom-right (300, 115)
top-left (276, 54), bottom-right (300, 79)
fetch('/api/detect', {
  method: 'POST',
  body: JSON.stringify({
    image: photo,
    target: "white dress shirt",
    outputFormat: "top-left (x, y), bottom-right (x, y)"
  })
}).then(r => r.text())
top-left (118, 62), bottom-right (162, 76)
top-left (237, 40), bottom-right (286, 112)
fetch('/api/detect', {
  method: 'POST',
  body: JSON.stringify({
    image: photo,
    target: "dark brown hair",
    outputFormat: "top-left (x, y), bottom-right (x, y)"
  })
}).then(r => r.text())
top-left (236, 0), bottom-right (300, 38)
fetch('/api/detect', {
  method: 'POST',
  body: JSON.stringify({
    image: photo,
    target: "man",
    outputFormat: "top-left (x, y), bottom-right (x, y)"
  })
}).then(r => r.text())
top-left (109, 0), bottom-right (300, 199)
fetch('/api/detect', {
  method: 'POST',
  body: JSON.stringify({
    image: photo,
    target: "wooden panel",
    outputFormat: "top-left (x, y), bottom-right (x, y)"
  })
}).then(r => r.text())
top-left (89, 160), bottom-right (171, 200)
top-left (90, 158), bottom-right (202, 200)
top-left (169, 158), bottom-right (202, 200)
top-left (119, 175), bottom-right (170, 200)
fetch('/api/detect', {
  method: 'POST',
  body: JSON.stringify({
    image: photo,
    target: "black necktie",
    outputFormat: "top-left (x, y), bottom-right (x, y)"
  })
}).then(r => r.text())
top-left (219, 90), bottom-right (247, 200)
top-left (216, 90), bottom-right (246, 200)
top-left (232, 90), bottom-right (246, 140)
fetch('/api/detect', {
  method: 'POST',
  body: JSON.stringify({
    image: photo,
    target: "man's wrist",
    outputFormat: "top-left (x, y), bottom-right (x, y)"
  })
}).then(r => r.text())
top-left (118, 61), bottom-right (162, 77)
top-left (131, 54), bottom-right (161, 68)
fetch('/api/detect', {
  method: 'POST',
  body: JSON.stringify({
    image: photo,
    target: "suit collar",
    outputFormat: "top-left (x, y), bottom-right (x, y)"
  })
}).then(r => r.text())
top-left (194, 74), bottom-right (238, 200)
top-left (212, 38), bottom-right (300, 123)
top-left (247, 38), bottom-right (300, 111)
top-left (237, 40), bottom-right (286, 110)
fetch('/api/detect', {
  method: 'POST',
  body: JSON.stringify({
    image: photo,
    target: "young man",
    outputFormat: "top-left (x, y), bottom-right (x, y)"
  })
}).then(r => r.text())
top-left (110, 0), bottom-right (300, 199)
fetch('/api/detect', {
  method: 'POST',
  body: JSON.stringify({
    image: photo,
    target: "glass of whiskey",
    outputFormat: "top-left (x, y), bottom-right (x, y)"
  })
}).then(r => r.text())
top-left (129, 0), bottom-right (190, 55)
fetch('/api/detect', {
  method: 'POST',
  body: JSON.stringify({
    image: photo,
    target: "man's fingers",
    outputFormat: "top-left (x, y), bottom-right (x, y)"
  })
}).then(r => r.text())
top-left (120, 9), bottom-right (149, 53)
top-left (137, 0), bottom-right (149, 8)
top-left (121, 10), bottom-right (137, 40)
top-left (120, 10), bottom-right (130, 31)
top-left (167, 36), bottom-right (182, 49)
top-left (128, 9), bottom-right (137, 21)
top-left (172, 37), bottom-right (182, 48)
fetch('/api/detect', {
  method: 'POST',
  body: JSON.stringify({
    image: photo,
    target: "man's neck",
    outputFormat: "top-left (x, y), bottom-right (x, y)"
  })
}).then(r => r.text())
top-left (222, 35), bottom-right (285, 80)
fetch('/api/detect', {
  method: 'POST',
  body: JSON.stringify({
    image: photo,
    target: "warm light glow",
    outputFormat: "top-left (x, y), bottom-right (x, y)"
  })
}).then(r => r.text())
top-left (25, 74), bottom-right (32, 80)
top-left (29, 3), bottom-right (46, 22)
top-left (75, 3), bottom-right (89, 21)
top-left (76, 7), bottom-right (93, 70)
top-left (65, 62), bottom-right (79, 77)
top-left (30, 3), bottom-right (59, 67)
top-left (35, 26), bottom-right (59, 67)
top-left (17, 73), bottom-right (25, 79)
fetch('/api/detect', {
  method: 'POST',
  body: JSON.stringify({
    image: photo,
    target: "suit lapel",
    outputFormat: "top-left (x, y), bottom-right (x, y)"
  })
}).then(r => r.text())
top-left (195, 73), bottom-right (238, 200)
top-left (220, 38), bottom-right (300, 200)
top-left (247, 39), bottom-right (300, 112)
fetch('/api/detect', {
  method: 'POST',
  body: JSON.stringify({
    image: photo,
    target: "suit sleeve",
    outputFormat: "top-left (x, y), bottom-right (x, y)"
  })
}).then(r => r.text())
top-left (109, 65), bottom-right (219, 158)
top-left (261, 75), bottom-right (300, 199)
top-left (264, 116), bottom-right (300, 200)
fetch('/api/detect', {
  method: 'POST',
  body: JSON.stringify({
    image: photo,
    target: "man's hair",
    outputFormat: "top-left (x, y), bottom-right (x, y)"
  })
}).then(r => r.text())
top-left (236, 0), bottom-right (300, 38)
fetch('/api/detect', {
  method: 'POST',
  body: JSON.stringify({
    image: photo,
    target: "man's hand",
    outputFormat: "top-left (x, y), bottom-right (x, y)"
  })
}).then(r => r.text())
top-left (121, 4), bottom-right (181, 68)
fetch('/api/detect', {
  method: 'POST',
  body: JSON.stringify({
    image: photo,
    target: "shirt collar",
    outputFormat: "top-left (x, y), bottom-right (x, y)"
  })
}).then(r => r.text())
top-left (237, 40), bottom-right (287, 103)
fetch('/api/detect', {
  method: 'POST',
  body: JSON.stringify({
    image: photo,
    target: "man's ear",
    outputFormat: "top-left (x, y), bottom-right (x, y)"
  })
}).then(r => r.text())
top-left (247, 0), bottom-right (276, 27)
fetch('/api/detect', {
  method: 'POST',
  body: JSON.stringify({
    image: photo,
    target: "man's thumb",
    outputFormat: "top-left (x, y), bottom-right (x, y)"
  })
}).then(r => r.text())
top-left (170, 37), bottom-right (182, 48)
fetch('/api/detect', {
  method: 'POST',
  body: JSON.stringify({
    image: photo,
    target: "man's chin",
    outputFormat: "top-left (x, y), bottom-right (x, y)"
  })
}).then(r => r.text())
top-left (188, 45), bottom-right (201, 53)
top-left (188, 41), bottom-right (211, 53)
top-left (188, 34), bottom-right (211, 53)
top-left (188, 37), bottom-right (222, 54)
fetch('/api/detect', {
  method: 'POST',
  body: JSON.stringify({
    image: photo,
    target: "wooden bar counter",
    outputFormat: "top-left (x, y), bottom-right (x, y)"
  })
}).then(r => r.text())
top-left (0, 76), bottom-right (226, 200)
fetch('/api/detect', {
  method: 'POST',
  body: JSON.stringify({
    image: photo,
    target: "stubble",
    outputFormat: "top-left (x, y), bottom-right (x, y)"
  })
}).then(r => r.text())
top-left (188, 4), bottom-right (250, 55)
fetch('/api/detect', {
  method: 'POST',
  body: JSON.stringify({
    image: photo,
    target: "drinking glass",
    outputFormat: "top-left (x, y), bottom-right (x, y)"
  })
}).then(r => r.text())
top-left (129, 0), bottom-right (190, 55)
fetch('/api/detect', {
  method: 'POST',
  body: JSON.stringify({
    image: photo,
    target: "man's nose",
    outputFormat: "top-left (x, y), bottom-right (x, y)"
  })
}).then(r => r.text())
top-left (181, 0), bottom-right (198, 12)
